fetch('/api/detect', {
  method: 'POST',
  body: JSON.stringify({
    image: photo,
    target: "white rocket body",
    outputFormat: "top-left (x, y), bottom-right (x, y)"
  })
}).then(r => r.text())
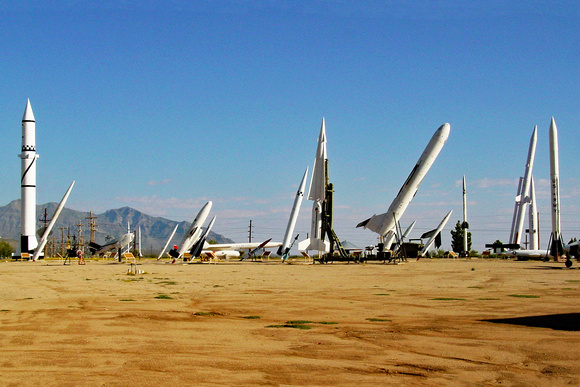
top-left (298, 118), bottom-right (330, 253)
top-left (509, 126), bottom-right (537, 245)
top-left (357, 123), bottom-right (450, 239)
top-left (18, 99), bottom-right (39, 256)
top-left (279, 167), bottom-right (308, 257)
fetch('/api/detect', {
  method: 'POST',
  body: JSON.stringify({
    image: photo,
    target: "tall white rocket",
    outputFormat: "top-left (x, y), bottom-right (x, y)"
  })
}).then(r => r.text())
top-left (18, 99), bottom-right (39, 256)
top-left (509, 126), bottom-right (537, 245)
top-left (298, 118), bottom-right (330, 253)
top-left (462, 175), bottom-right (468, 254)
top-left (549, 117), bottom-right (563, 257)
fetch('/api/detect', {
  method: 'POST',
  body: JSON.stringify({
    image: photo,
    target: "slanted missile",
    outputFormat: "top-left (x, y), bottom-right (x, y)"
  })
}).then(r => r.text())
top-left (509, 126), bottom-right (537, 245)
top-left (157, 223), bottom-right (179, 260)
top-left (17, 99), bottom-right (39, 257)
top-left (357, 123), bottom-right (450, 240)
top-left (32, 181), bottom-right (75, 261)
top-left (549, 117), bottom-right (564, 258)
top-left (170, 201), bottom-right (212, 258)
top-left (190, 215), bottom-right (216, 258)
top-left (420, 210), bottom-right (453, 256)
top-left (298, 118), bottom-right (330, 253)
top-left (278, 167), bottom-right (308, 257)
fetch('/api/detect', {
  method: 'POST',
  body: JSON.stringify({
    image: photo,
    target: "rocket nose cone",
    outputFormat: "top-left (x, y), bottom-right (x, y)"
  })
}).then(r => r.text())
top-left (437, 123), bottom-right (451, 140)
top-left (22, 99), bottom-right (35, 122)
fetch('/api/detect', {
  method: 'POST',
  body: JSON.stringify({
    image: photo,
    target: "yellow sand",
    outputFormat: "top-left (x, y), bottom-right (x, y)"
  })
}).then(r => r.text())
top-left (0, 258), bottom-right (578, 386)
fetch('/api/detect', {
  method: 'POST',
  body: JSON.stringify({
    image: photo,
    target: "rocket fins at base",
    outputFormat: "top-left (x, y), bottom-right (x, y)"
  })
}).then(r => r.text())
top-left (358, 123), bottom-right (450, 238)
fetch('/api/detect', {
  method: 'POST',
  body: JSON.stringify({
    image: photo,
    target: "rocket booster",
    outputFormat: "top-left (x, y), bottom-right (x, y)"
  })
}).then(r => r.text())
top-left (462, 175), bottom-right (468, 254)
top-left (357, 123), bottom-right (450, 238)
top-left (18, 99), bottom-right (39, 255)
top-left (278, 167), bottom-right (308, 257)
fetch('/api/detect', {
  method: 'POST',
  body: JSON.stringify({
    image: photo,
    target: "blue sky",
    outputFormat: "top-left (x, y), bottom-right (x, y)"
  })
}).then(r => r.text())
top-left (1, 1), bottom-right (579, 252)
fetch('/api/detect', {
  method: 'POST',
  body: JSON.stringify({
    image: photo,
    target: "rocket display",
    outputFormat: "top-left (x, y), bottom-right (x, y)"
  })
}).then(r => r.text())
top-left (278, 167), bottom-right (308, 258)
top-left (18, 99), bottom-right (39, 256)
top-left (549, 117), bottom-right (564, 258)
top-left (509, 126), bottom-right (537, 245)
top-left (298, 118), bottom-right (330, 253)
top-left (357, 123), bottom-right (450, 244)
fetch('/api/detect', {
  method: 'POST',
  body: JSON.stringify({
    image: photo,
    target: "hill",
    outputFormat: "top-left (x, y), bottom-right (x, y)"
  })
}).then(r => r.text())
top-left (0, 200), bottom-right (233, 255)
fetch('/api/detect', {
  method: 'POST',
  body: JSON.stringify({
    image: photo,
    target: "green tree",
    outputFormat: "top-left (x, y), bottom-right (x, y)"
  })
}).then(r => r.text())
top-left (450, 220), bottom-right (471, 254)
top-left (0, 241), bottom-right (13, 258)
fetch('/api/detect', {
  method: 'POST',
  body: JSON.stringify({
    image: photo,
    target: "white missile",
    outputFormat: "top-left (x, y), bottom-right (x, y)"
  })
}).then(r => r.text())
top-left (157, 223), bottom-right (179, 260)
top-left (357, 123), bottom-right (450, 239)
top-left (549, 117), bottom-right (564, 258)
top-left (278, 167), bottom-right (308, 257)
top-left (420, 210), bottom-right (453, 256)
top-left (174, 201), bottom-right (212, 258)
top-left (190, 215), bottom-right (216, 258)
top-left (31, 181), bottom-right (75, 261)
top-left (298, 118), bottom-right (330, 253)
top-left (528, 176), bottom-right (539, 250)
top-left (509, 126), bottom-right (537, 245)
top-left (462, 175), bottom-right (468, 254)
top-left (17, 99), bottom-right (39, 257)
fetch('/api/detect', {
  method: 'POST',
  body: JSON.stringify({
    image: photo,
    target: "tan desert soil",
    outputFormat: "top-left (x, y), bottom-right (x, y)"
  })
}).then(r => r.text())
top-left (0, 258), bottom-right (578, 386)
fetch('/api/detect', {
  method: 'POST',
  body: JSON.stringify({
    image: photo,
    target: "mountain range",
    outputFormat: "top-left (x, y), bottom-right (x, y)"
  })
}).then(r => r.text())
top-left (0, 200), bottom-right (233, 255)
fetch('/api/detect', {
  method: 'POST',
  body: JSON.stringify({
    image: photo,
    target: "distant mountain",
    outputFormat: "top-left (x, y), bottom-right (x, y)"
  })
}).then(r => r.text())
top-left (0, 200), bottom-right (233, 255)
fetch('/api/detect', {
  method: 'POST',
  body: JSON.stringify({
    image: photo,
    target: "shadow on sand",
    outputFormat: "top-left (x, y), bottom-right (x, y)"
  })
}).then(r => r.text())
top-left (483, 313), bottom-right (579, 331)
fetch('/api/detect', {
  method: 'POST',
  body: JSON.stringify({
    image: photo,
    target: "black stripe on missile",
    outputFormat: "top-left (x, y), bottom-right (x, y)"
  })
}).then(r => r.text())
top-left (22, 120), bottom-right (35, 122)
top-left (21, 146), bottom-right (36, 151)
top-left (21, 157), bottom-right (37, 183)
top-left (21, 185), bottom-right (36, 188)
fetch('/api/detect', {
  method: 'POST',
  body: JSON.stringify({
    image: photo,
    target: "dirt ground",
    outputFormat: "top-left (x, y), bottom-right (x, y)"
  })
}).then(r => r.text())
top-left (0, 258), bottom-right (578, 386)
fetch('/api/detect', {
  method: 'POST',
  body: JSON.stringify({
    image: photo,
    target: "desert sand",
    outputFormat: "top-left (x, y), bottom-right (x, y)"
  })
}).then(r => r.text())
top-left (0, 257), bottom-right (578, 386)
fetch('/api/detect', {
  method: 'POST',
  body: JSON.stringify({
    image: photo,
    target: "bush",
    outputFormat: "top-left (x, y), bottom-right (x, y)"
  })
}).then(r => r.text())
top-left (0, 241), bottom-right (13, 258)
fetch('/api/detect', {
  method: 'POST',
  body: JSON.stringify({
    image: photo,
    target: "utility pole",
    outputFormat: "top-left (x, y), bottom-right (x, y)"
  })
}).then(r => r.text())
top-left (86, 211), bottom-right (98, 244)
top-left (248, 220), bottom-right (253, 243)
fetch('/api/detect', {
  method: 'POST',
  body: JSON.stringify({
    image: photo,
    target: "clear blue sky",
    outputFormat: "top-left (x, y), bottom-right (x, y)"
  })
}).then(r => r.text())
top-left (1, 1), bottom-right (579, 252)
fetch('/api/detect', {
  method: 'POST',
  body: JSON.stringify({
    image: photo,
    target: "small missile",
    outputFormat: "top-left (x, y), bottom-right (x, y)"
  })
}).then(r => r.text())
top-left (420, 210), bottom-right (453, 256)
top-left (157, 223), bottom-right (179, 260)
top-left (278, 167), bottom-right (308, 257)
top-left (357, 123), bottom-right (450, 238)
top-left (32, 181), bottom-right (75, 261)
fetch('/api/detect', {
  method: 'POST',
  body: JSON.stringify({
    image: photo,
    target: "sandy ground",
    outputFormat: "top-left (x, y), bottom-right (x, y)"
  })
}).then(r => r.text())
top-left (0, 257), bottom-right (578, 386)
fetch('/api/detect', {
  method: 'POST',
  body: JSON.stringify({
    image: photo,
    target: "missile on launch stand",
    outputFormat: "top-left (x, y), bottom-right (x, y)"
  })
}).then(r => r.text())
top-left (420, 210), bottom-right (453, 257)
top-left (509, 126), bottom-right (537, 245)
top-left (17, 99), bottom-right (39, 257)
top-left (158, 224), bottom-right (179, 260)
top-left (357, 123), bottom-right (451, 242)
top-left (462, 175), bottom-right (469, 255)
top-left (32, 181), bottom-right (75, 261)
top-left (298, 119), bottom-right (330, 253)
top-left (278, 167), bottom-right (308, 259)
top-left (190, 215), bottom-right (216, 258)
top-left (548, 117), bottom-right (564, 260)
top-left (528, 176), bottom-right (539, 250)
top-left (170, 201), bottom-right (212, 259)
